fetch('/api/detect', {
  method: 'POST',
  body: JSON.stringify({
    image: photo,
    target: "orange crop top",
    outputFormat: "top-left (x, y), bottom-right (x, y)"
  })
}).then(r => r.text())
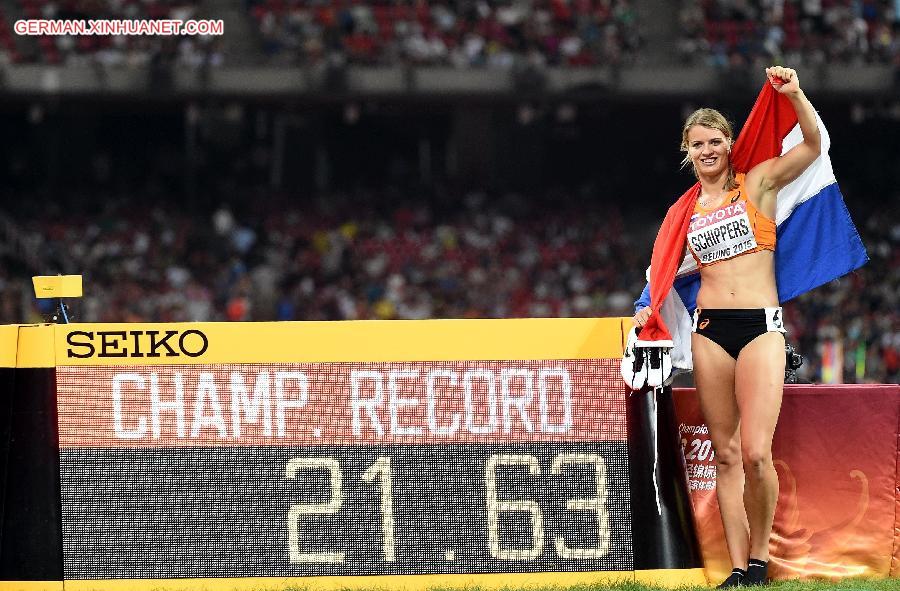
top-left (686, 173), bottom-right (776, 267)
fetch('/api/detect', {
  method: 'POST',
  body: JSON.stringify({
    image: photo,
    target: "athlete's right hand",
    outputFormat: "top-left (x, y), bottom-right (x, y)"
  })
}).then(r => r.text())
top-left (632, 307), bottom-right (652, 328)
top-left (766, 66), bottom-right (800, 95)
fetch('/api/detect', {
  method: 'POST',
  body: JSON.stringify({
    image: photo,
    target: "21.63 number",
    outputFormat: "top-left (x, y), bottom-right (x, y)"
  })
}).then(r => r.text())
top-left (286, 453), bottom-right (610, 563)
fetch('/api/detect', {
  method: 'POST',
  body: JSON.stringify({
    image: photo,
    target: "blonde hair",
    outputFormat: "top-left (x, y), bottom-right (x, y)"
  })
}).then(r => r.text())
top-left (680, 108), bottom-right (738, 191)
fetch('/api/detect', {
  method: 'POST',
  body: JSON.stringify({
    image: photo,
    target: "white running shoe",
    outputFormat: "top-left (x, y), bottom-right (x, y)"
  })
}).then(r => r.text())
top-left (643, 345), bottom-right (673, 388)
top-left (621, 327), bottom-right (648, 390)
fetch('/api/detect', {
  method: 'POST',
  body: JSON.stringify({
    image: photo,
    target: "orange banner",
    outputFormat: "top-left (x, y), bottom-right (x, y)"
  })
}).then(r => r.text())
top-left (673, 384), bottom-right (900, 581)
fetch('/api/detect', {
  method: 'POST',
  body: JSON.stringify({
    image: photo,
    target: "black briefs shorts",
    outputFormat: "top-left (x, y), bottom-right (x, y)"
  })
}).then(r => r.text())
top-left (692, 307), bottom-right (786, 360)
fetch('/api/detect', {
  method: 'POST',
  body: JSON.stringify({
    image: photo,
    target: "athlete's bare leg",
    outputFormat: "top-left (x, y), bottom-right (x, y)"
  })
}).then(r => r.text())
top-left (735, 331), bottom-right (785, 561)
top-left (692, 333), bottom-right (749, 570)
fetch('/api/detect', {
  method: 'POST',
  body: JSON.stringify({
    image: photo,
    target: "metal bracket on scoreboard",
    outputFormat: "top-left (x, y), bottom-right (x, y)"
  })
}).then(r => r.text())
top-left (32, 275), bottom-right (82, 324)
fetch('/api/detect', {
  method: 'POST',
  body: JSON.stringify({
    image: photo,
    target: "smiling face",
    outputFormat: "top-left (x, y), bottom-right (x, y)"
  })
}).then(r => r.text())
top-left (686, 125), bottom-right (730, 178)
top-left (680, 108), bottom-right (734, 181)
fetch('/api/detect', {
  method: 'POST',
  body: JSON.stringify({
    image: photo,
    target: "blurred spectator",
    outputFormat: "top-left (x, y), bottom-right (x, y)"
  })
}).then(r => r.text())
top-left (679, 0), bottom-right (899, 69)
top-left (0, 185), bottom-right (644, 326)
top-left (246, 0), bottom-right (643, 68)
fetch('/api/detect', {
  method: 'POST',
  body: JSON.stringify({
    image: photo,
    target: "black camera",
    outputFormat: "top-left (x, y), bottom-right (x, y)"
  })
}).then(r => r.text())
top-left (785, 343), bottom-right (804, 383)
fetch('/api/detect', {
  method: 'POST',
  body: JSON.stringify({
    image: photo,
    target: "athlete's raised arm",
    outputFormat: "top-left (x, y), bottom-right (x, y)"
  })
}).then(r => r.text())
top-left (746, 66), bottom-right (821, 200)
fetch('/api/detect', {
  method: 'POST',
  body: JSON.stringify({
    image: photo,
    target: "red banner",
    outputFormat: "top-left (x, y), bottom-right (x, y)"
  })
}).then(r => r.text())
top-left (673, 384), bottom-right (900, 581)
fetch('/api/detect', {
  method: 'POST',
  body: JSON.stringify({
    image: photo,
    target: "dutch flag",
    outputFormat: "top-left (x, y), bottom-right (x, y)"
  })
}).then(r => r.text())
top-left (632, 85), bottom-right (868, 374)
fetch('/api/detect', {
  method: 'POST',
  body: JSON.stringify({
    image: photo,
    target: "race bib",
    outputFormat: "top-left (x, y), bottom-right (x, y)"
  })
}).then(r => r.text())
top-left (687, 202), bottom-right (757, 265)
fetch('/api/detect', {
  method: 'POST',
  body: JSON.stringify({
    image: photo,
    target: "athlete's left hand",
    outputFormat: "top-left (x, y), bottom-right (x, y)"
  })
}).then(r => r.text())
top-left (766, 66), bottom-right (800, 95)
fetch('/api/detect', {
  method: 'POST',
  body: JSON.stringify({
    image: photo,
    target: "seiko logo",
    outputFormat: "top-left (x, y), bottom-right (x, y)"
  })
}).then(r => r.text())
top-left (66, 330), bottom-right (209, 359)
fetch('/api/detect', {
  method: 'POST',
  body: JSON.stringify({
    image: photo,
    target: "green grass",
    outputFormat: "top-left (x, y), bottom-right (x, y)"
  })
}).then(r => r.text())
top-left (759, 581), bottom-right (897, 591)
top-left (379, 580), bottom-right (896, 591)
top-left (565, 581), bottom-right (896, 591)
top-left (271, 578), bottom-right (897, 591)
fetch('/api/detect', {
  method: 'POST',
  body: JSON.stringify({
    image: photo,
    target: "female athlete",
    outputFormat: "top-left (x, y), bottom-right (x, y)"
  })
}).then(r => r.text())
top-left (634, 66), bottom-right (821, 587)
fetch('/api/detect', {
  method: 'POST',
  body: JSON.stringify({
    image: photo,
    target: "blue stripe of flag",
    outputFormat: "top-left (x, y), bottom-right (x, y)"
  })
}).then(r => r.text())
top-left (774, 182), bottom-right (868, 302)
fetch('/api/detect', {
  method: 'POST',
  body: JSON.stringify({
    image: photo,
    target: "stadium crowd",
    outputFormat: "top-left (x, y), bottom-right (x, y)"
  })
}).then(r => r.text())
top-left (1, 0), bottom-right (643, 68)
top-left (248, 0), bottom-right (643, 67)
top-left (4, 1), bottom-right (899, 72)
top-left (678, 0), bottom-right (900, 68)
top-left (0, 186), bottom-right (896, 384)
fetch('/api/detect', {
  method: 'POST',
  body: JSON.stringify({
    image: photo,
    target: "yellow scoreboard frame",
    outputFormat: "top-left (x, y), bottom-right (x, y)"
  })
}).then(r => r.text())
top-left (0, 319), bottom-right (705, 591)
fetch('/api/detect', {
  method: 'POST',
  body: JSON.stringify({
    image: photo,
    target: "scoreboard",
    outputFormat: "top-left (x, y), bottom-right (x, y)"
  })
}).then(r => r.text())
top-left (1, 319), bottom-right (703, 590)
